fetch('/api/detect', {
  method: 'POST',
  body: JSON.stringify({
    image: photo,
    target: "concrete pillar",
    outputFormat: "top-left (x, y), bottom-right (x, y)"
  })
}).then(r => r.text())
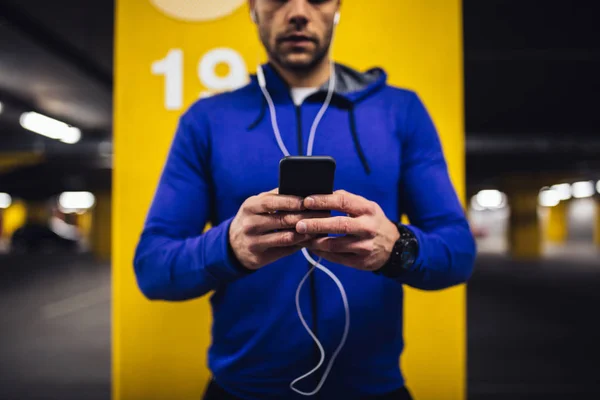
top-left (114, 2), bottom-right (466, 399)
top-left (1, 200), bottom-right (26, 239)
top-left (0, 210), bottom-right (3, 251)
top-left (508, 191), bottom-right (541, 260)
top-left (546, 200), bottom-right (568, 244)
top-left (89, 192), bottom-right (111, 260)
top-left (73, 210), bottom-right (93, 250)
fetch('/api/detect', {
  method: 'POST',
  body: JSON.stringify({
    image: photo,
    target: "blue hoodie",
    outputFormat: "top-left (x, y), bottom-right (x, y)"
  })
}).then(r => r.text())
top-left (134, 63), bottom-right (476, 399)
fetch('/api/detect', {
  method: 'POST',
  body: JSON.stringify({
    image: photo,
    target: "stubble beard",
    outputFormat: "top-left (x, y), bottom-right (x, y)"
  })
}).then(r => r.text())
top-left (260, 26), bottom-right (334, 75)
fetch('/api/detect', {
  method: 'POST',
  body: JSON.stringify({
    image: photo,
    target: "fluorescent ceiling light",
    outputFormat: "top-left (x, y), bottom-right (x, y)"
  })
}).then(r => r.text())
top-left (20, 111), bottom-right (81, 144)
top-left (0, 101), bottom-right (3, 115)
top-left (539, 189), bottom-right (560, 207)
top-left (58, 191), bottom-right (95, 212)
top-left (550, 183), bottom-right (571, 201)
top-left (571, 181), bottom-right (595, 199)
top-left (470, 196), bottom-right (485, 211)
top-left (597, 180), bottom-right (600, 194)
top-left (474, 189), bottom-right (506, 210)
top-left (0, 193), bottom-right (12, 209)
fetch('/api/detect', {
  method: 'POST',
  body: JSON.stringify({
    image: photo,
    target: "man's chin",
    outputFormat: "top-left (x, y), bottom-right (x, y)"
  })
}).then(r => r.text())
top-left (283, 59), bottom-right (315, 71)
top-left (280, 54), bottom-right (318, 71)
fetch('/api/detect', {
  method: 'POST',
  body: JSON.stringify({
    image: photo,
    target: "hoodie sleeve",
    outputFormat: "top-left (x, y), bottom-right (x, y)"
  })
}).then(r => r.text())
top-left (394, 92), bottom-right (476, 290)
top-left (133, 110), bottom-right (251, 301)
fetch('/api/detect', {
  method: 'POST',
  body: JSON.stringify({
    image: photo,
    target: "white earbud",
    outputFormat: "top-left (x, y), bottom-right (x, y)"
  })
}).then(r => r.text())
top-left (334, 11), bottom-right (341, 25)
top-left (251, 9), bottom-right (257, 24)
top-left (256, 64), bottom-right (266, 88)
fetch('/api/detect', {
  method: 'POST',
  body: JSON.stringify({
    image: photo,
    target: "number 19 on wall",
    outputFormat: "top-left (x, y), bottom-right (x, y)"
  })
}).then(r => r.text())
top-left (152, 48), bottom-right (249, 110)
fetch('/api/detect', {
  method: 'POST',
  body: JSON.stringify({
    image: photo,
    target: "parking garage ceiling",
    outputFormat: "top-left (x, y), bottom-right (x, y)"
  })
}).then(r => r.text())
top-left (0, 0), bottom-right (599, 198)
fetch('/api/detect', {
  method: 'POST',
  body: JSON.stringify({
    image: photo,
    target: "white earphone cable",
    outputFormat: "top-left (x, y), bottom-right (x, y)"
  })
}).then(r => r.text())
top-left (256, 12), bottom-right (348, 396)
top-left (258, 75), bottom-right (291, 157)
top-left (290, 249), bottom-right (350, 396)
top-left (306, 61), bottom-right (335, 157)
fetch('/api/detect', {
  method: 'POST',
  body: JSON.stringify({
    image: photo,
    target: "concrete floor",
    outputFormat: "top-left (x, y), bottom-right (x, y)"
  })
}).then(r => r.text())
top-left (0, 248), bottom-right (599, 399)
top-left (0, 253), bottom-right (110, 400)
top-left (468, 251), bottom-right (600, 399)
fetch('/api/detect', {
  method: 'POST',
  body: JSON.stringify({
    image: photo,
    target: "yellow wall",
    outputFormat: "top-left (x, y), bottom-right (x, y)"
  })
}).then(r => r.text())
top-left (90, 192), bottom-right (112, 260)
top-left (545, 201), bottom-right (567, 244)
top-left (77, 210), bottom-right (93, 245)
top-left (1, 200), bottom-right (27, 239)
top-left (509, 191), bottom-right (541, 260)
top-left (114, 1), bottom-right (466, 399)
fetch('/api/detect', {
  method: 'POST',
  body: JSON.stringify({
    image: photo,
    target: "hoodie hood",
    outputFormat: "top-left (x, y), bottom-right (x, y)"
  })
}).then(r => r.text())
top-left (324, 63), bottom-right (387, 104)
top-left (249, 62), bottom-right (388, 105)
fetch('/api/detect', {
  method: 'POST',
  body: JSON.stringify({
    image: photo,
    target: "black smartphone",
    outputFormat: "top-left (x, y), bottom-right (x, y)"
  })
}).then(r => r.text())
top-left (278, 156), bottom-right (336, 198)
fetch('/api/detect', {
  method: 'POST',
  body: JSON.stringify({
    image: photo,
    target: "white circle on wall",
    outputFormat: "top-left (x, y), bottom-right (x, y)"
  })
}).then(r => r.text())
top-left (150, 0), bottom-right (246, 22)
top-left (199, 48), bottom-right (248, 91)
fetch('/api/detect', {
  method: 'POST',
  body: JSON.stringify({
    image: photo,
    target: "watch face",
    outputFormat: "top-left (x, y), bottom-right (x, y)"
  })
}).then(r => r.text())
top-left (400, 239), bottom-right (417, 268)
top-left (376, 226), bottom-right (419, 278)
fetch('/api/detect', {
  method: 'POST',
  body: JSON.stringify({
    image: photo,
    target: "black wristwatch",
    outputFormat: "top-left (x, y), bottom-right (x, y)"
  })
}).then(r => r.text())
top-left (374, 224), bottom-right (419, 278)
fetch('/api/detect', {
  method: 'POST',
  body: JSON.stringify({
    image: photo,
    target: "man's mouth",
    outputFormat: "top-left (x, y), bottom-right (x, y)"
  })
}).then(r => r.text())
top-left (279, 34), bottom-right (316, 45)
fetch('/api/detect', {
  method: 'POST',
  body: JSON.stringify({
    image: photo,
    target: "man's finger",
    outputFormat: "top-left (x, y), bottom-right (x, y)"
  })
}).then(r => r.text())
top-left (296, 216), bottom-right (373, 236)
top-left (246, 194), bottom-right (304, 214)
top-left (263, 245), bottom-right (304, 264)
top-left (311, 250), bottom-right (360, 269)
top-left (250, 231), bottom-right (312, 252)
top-left (303, 190), bottom-right (376, 216)
top-left (307, 236), bottom-right (372, 255)
top-left (249, 212), bottom-right (328, 233)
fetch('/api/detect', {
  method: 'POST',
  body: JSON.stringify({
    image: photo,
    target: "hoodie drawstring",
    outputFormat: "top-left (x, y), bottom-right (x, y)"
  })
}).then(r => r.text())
top-left (348, 106), bottom-right (371, 175)
top-left (248, 93), bottom-right (371, 175)
top-left (247, 95), bottom-right (267, 131)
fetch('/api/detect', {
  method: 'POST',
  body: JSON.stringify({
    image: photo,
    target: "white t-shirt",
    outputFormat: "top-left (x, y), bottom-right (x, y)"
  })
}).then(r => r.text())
top-left (290, 87), bottom-right (319, 106)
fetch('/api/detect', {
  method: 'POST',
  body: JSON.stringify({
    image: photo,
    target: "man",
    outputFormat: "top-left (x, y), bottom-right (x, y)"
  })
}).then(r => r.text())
top-left (134, 0), bottom-right (476, 399)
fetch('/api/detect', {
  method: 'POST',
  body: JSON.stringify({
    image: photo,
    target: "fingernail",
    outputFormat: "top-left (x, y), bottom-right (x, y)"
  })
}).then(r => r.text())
top-left (297, 221), bottom-right (307, 233)
top-left (305, 197), bottom-right (315, 207)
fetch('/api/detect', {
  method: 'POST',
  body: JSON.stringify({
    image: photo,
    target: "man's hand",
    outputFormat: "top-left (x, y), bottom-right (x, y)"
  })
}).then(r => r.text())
top-left (297, 190), bottom-right (400, 271)
top-left (229, 189), bottom-right (321, 270)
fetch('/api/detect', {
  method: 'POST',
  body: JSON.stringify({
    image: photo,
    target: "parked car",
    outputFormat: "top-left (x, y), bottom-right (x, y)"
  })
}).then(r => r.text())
top-left (10, 223), bottom-right (79, 254)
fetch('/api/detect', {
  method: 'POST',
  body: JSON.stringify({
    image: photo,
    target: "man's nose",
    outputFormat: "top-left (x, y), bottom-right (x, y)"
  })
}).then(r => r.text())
top-left (286, 0), bottom-right (310, 28)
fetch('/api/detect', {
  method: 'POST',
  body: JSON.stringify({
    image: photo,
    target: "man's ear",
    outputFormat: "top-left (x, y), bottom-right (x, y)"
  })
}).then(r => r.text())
top-left (249, 0), bottom-right (257, 23)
